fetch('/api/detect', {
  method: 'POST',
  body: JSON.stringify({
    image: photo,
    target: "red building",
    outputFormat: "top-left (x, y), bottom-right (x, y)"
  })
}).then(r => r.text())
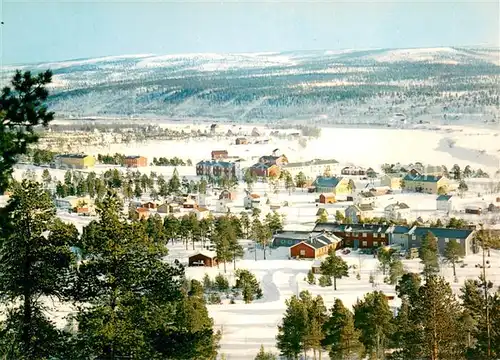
top-left (211, 150), bottom-right (228, 160)
top-left (313, 223), bottom-right (390, 249)
top-left (319, 193), bottom-right (336, 204)
top-left (289, 234), bottom-right (339, 259)
top-left (124, 156), bottom-right (148, 168)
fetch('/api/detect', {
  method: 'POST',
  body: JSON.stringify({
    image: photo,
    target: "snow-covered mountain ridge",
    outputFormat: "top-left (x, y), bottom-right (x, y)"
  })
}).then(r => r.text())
top-left (2, 47), bottom-right (499, 123)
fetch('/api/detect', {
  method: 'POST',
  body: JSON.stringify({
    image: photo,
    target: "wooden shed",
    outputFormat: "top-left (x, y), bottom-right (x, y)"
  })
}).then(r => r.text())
top-left (319, 193), bottom-right (336, 204)
top-left (188, 251), bottom-right (218, 267)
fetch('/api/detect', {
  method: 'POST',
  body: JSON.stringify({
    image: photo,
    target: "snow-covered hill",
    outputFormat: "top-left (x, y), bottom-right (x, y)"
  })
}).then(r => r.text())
top-left (2, 47), bottom-right (499, 122)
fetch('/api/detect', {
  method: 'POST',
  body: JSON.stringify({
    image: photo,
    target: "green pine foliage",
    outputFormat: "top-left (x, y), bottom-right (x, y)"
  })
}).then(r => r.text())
top-left (419, 231), bottom-right (440, 278)
top-left (254, 345), bottom-right (277, 360)
top-left (320, 249), bottom-right (349, 290)
top-left (0, 180), bottom-right (77, 358)
top-left (444, 239), bottom-right (465, 281)
top-left (234, 269), bottom-right (262, 303)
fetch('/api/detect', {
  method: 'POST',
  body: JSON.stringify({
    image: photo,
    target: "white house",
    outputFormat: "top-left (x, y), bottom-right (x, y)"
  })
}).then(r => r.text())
top-left (244, 193), bottom-right (261, 210)
top-left (282, 159), bottom-right (339, 179)
top-left (216, 199), bottom-right (231, 213)
top-left (384, 202), bottom-right (411, 221)
top-left (354, 192), bottom-right (376, 207)
top-left (436, 195), bottom-right (454, 212)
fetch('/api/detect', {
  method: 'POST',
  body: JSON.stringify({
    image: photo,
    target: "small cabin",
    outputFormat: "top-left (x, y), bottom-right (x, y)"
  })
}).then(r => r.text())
top-left (188, 251), bottom-right (218, 267)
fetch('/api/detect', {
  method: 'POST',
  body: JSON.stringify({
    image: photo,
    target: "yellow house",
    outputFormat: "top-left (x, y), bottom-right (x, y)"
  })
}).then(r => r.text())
top-left (402, 174), bottom-right (449, 194)
top-left (380, 174), bottom-right (404, 189)
top-left (56, 154), bottom-right (96, 169)
top-left (312, 176), bottom-right (351, 195)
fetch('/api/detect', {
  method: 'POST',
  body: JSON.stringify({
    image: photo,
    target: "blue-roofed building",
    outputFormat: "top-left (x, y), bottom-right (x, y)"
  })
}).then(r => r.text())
top-left (407, 226), bottom-right (475, 255)
top-left (402, 174), bottom-right (449, 194)
top-left (312, 176), bottom-right (351, 194)
top-left (196, 160), bottom-right (241, 179)
top-left (436, 194), bottom-right (454, 212)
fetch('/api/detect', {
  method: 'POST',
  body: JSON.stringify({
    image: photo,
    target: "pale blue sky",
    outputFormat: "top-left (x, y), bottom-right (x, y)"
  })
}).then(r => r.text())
top-left (1, 0), bottom-right (499, 64)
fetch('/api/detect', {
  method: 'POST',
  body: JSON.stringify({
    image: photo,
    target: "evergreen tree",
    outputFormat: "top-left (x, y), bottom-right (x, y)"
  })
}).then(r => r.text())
top-left (322, 299), bottom-right (364, 360)
top-left (254, 345), bottom-right (277, 360)
top-left (444, 239), bottom-right (465, 281)
top-left (334, 210), bottom-right (345, 222)
top-left (420, 231), bottom-right (440, 278)
top-left (458, 180), bottom-right (469, 195)
top-left (317, 210), bottom-right (328, 223)
top-left (391, 298), bottom-right (422, 360)
top-left (276, 295), bottom-right (307, 360)
top-left (168, 168), bottom-right (181, 194)
top-left (41, 169), bottom-right (52, 188)
top-left (212, 216), bottom-right (237, 273)
top-left (243, 168), bottom-right (256, 191)
top-left (240, 211), bottom-right (250, 238)
top-left (164, 215), bottom-right (180, 244)
top-left (0, 71), bottom-right (54, 192)
top-left (353, 291), bottom-right (393, 360)
top-left (388, 259), bottom-right (405, 285)
top-left (396, 273), bottom-right (421, 303)
top-left (415, 276), bottom-right (465, 359)
top-left (294, 171), bottom-right (307, 190)
top-left (451, 164), bottom-right (462, 180)
top-left (0, 180), bottom-right (76, 358)
top-left (377, 247), bottom-right (394, 275)
top-left (320, 249), bottom-right (349, 290)
top-left (234, 269), bottom-right (262, 303)
top-left (73, 191), bottom-right (217, 359)
top-left (463, 165), bottom-right (472, 178)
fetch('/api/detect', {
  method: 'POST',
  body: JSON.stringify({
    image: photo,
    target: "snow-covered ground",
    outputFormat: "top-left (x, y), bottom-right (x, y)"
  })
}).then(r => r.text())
top-left (176, 240), bottom-right (500, 359)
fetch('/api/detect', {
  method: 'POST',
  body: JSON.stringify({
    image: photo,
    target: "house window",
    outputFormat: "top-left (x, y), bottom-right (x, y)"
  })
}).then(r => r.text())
top-left (374, 233), bottom-right (378, 238)
top-left (412, 235), bottom-right (416, 240)
top-left (362, 241), bottom-right (368, 247)
top-left (380, 234), bottom-right (386, 238)
top-left (288, 240), bottom-right (293, 245)
top-left (444, 238), bottom-right (449, 243)
top-left (362, 233), bottom-right (367, 237)
top-left (300, 249), bottom-right (306, 256)
top-left (373, 241), bottom-right (378, 247)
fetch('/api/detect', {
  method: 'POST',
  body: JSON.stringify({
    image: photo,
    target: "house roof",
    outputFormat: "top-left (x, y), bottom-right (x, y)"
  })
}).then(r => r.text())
top-left (313, 176), bottom-right (343, 188)
top-left (385, 202), bottom-right (410, 211)
top-left (403, 174), bottom-right (444, 183)
top-left (136, 207), bottom-right (149, 213)
top-left (359, 192), bottom-right (375, 198)
top-left (190, 250), bottom-right (217, 259)
top-left (436, 195), bottom-right (453, 201)
top-left (249, 194), bottom-right (260, 199)
top-left (313, 222), bottom-right (390, 233)
top-left (274, 231), bottom-right (311, 241)
top-left (57, 154), bottom-right (91, 159)
top-left (125, 155), bottom-right (145, 159)
top-left (320, 193), bottom-right (335, 198)
top-left (211, 150), bottom-right (228, 154)
top-left (284, 158), bottom-right (338, 168)
top-left (412, 227), bottom-right (474, 239)
top-left (347, 204), bottom-right (374, 212)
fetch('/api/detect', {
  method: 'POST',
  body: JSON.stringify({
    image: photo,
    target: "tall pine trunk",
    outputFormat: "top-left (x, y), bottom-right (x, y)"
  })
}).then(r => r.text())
top-left (333, 276), bottom-right (337, 291)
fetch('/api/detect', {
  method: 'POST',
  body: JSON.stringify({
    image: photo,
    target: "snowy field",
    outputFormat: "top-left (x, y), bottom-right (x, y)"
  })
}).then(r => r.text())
top-left (175, 241), bottom-right (500, 359)
top-left (60, 123), bottom-right (500, 174)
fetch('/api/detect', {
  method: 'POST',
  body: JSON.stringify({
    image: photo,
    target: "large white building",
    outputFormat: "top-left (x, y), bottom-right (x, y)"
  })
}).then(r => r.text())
top-left (282, 159), bottom-right (339, 179)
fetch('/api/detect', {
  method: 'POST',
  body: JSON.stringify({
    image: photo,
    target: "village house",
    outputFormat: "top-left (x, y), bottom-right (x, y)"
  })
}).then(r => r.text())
top-left (384, 202), bottom-right (411, 221)
top-left (219, 189), bottom-right (237, 201)
top-left (289, 233), bottom-right (340, 259)
top-left (341, 166), bottom-right (366, 176)
top-left (404, 226), bottom-right (475, 256)
top-left (313, 222), bottom-right (392, 249)
top-left (249, 163), bottom-right (281, 178)
top-left (436, 195), bottom-right (454, 212)
top-left (244, 193), bottom-right (261, 210)
top-left (216, 199), bottom-right (232, 213)
top-left (55, 196), bottom-right (92, 212)
top-left (193, 207), bottom-right (210, 220)
top-left (135, 207), bottom-right (150, 220)
top-left (54, 154), bottom-right (96, 169)
top-left (465, 206), bottom-right (482, 215)
top-left (235, 137), bottom-right (248, 145)
top-left (183, 198), bottom-right (197, 209)
top-left (488, 203), bottom-right (500, 213)
top-left (272, 231), bottom-right (312, 247)
top-left (345, 204), bottom-right (374, 224)
top-left (408, 165), bottom-right (445, 177)
top-left (311, 176), bottom-right (350, 195)
top-left (368, 186), bottom-right (391, 196)
top-left (188, 251), bottom-right (218, 267)
top-left (141, 201), bottom-right (159, 210)
top-left (196, 160), bottom-right (240, 179)
top-left (251, 127), bottom-right (261, 137)
top-left (319, 193), bottom-right (336, 204)
top-left (211, 150), bottom-right (228, 160)
top-left (282, 158), bottom-right (339, 179)
top-left (380, 174), bottom-right (404, 189)
top-left (124, 155), bottom-right (148, 168)
top-left (354, 192), bottom-right (376, 207)
top-left (402, 174), bottom-right (449, 194)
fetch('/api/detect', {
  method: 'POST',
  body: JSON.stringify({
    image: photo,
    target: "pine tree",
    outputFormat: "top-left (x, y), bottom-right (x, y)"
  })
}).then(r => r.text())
top-left (213, 216), bottom-right (237, 273)
top-left (294, 171), bottom-right (307, 190)
top-left (377, 247), bottom-right (394, 275)
top-left (420, 231), bottom-right (440, 278)
top-left (353, 291), bottom-right (393, 360)
top-left (73, 191), bottom-right (218, 359)
top-left (444, 239), bottom-right (465, 281)
top-left (322, 299), bottom-right (364, 360)
top-left (254, 345), bottom-right (277, 360)
top-left (0, 180), bottom-right (76, 358)
top-left (240, 211), bottom-right (250, 238)
top-left (0, 71), bottom-right (54, 192)
top-left (168, 168), bottom-right (181, 194)
top-left (320, 249), bottom-right (349, 290)
top-left (396, 272), bottom-right (421, 303)
top-left (415, 276), bottom-right (464, 359)
top-left (276, 295), bottom-right (307, 359)
top-left (317, 210), bottom-right (328, 223)
top-left (391, 298), bottom-right (423, 359)
top-left (389, 259), bottom-right (405, 285)
top-left (234, 269), bottom-right (262, 303)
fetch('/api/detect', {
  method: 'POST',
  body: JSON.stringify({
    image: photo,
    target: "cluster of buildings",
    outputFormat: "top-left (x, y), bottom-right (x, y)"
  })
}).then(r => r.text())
top-left (53, 154), bottom-right (149, 169)
top-left (274, 222), bottom-right (476, 259)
